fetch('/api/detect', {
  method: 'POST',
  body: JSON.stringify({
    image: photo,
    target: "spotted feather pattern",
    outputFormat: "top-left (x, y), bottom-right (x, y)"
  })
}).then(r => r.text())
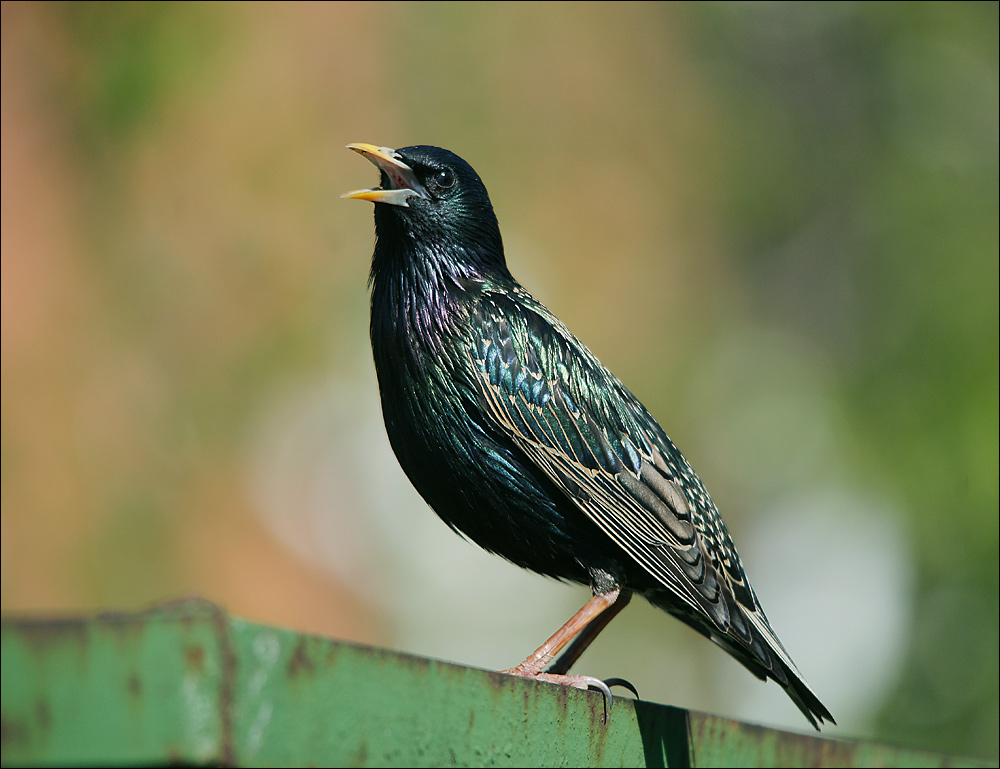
top-left (465, 286), bottom-right (830, 724)
top-left (358, 143), bottom-right (832, 729)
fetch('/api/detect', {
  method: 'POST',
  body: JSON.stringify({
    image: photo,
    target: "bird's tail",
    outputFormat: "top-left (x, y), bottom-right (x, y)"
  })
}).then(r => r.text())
top-left (710, 627), bottom-right (834, 730)
top-left (713, 627), bottom-right (834, 730)
top-left (648, 589), bottom-right (835, 730)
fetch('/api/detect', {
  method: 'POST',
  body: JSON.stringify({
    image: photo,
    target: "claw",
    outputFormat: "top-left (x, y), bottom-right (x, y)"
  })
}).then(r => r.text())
top-left (581, 676), bottom-right (614, 723)
top-left (604, 677), bottom-right (640, 699)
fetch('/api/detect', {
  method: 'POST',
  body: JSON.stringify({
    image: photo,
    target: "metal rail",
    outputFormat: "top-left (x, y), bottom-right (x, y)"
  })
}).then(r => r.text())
top-left (1, 598), bottom-right (988, 767)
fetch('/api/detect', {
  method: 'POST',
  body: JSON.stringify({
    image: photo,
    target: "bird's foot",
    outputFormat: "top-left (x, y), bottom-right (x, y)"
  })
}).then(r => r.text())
top-left (500, 667), bottom-right (616, 723)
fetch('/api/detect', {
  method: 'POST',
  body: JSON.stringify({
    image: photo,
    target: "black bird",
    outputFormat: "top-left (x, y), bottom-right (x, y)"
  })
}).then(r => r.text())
top-left (345, 143), bottom-right (834, 729)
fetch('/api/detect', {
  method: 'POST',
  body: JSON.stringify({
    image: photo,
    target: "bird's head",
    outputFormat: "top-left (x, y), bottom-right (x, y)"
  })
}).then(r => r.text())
top-left (344, 144), bottom-right (509, 285)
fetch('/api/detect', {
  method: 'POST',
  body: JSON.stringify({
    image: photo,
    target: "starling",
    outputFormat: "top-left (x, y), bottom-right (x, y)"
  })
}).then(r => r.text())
top-left (344, 143), bottom-right (834, 729)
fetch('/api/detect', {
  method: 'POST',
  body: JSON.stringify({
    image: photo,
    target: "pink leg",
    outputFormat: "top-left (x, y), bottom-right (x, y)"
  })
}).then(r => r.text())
top-left (549, 590), bottom-right (632, 675)
top-left (501, 588), bottom-right (629, 692)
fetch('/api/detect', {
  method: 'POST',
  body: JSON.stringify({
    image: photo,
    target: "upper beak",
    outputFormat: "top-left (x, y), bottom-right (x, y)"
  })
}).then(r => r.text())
top-left (342, 144), bottom-right (428, 207)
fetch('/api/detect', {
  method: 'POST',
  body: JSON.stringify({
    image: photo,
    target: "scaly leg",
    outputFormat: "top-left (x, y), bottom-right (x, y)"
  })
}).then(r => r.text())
top-left (500, 588), bottom-right (631, 711)
top-left (548, 589), bottom-right (632, 675)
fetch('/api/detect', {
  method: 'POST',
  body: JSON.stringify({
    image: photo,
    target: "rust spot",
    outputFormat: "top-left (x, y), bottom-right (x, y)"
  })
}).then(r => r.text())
top-left (1, 716), bottom-right (29, 749)
top-left (2, 617), bottom-right (89, 653)
top-left (184, 644), bottom-right (206, 672)
top-left (35, 700), bottom-right (50, 730)
top-left (127, 673), bottom-right (142, 698)
top-left (351, 739), bottom-right (369, 766)
top-left (140, 596), bottom-right (223, 627)
top-left (688, 712), bottom-right (853, 768)
top-left (287, 637), bottom-right (314, 677)
top-left (205, 598), bottom-right (236, 767)
top-left (773, 726), bottom-right (857, 767)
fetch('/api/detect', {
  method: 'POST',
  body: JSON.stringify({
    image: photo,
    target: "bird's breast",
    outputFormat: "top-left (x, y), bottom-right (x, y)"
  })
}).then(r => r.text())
top-left (368, 291), bottom-right (603, 585)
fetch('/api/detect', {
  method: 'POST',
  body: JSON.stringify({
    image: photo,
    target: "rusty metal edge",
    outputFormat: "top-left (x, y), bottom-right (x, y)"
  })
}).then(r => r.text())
top-left (2, 598), bottom-right (996, 768)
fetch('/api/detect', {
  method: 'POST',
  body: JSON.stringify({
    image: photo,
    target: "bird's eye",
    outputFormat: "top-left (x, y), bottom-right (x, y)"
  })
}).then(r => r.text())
top-left (433, 168), bottom-right (455, 190)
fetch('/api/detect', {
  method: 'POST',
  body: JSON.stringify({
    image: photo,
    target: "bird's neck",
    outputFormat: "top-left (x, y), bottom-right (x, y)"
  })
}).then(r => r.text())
top-left (368, 242), bottom-right (470, 357)
top-left (368, 226), bottom-right (512, 355)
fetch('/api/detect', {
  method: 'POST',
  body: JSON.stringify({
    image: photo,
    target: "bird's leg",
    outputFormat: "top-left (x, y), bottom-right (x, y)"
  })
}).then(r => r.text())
top-left (548, 589), bottom-right (632, 675)
top-left (500, 587), bottom-right (628, 705)
top-left (501, 589), bottom-right (620, 679)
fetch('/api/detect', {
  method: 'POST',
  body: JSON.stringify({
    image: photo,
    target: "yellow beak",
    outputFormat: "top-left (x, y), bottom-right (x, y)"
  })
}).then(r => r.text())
top-left (342, 144), bottom-right (428, 207)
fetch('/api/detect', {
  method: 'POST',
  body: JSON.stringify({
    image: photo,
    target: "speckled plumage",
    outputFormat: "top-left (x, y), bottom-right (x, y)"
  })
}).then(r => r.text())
top-left (347, 144), bottom-right (833, 729)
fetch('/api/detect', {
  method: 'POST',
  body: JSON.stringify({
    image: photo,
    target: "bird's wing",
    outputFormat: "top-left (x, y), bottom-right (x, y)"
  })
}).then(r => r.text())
top-left (466, 288), bottom-right (799, 679)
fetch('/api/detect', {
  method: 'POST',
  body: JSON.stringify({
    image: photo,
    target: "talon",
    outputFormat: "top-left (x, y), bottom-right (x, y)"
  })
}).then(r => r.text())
top-left (604, 677), bottom-right (639, 699)
top-left (582, 676), bottom-right (614, 722)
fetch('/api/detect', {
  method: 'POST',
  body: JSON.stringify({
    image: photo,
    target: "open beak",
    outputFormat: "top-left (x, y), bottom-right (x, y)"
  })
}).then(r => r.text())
top-left (342, 144), bottom-right (428, 207)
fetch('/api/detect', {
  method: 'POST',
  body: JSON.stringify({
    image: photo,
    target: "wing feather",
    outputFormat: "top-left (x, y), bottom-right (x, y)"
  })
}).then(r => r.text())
top-left (467, 290), bottom-right (807, 672)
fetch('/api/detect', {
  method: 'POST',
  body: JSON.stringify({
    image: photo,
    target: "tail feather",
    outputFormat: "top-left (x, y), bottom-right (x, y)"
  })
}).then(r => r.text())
top-left (711, 630), bottom-right (835, 730)
top-left (648, 588), bottom-right (835, 730)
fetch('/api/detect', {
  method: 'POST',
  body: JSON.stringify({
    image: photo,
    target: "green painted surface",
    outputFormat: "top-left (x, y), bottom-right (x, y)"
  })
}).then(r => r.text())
top-left (0, 599), bottom-right (991, 767)
top-left (226, 618), bottom-right (671, 766)
top-left (1, 600), bottom-right (229, 765)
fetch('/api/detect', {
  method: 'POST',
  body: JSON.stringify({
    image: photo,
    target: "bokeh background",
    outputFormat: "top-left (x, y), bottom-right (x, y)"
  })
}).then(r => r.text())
top-left (2, 1), bottom-right (997, 759)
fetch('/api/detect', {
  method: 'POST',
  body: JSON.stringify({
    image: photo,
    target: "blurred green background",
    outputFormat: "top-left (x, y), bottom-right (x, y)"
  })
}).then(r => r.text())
top-left (2, 1), bottom-right (996, 759)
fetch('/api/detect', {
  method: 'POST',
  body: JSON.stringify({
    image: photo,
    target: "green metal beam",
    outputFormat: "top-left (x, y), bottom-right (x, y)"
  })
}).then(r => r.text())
top-left (0, 599), bottom-right (990, 767)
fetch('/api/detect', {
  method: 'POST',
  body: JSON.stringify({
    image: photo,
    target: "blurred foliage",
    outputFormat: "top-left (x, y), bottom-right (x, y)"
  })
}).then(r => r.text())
top-left (2, 1), bottom-right (996, 760)
top-left (686, 4), bottom-right (998, 756)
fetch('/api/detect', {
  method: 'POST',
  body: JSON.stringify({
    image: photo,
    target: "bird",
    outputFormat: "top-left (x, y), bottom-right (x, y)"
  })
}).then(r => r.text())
top-left (344, 143), bottom-right (834, 729)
